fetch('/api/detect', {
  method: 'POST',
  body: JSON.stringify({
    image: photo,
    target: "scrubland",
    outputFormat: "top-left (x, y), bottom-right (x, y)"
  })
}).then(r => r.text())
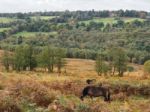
top-left (0, 58), bottom-right (149, 112)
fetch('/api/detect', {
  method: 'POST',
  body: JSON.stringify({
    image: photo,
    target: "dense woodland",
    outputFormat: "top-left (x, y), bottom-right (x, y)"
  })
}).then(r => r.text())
top-left (0, 10), bottom-right (150, 66)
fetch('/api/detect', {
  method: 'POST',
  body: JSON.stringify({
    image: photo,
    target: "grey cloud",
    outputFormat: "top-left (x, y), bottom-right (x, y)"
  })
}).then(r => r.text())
top-left (0, 0), bottom-right (149, 12)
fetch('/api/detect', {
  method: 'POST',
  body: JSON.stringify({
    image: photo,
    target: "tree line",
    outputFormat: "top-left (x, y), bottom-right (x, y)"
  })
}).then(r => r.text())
top-left (2, 45), bottom-right (150, 76)
top-left (1, 45), bottom-right (66, 73)
top-left (0, 10), bottom-right (148, 20)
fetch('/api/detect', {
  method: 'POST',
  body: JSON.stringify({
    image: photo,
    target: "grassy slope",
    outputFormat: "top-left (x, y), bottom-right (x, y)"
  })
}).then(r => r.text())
top-left (0, 57), bottom-right (149, 111)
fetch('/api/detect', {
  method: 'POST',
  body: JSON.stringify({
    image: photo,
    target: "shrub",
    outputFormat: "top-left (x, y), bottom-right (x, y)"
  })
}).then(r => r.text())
top-left (144, 60), bottom-right (150, 75)
top-left (127, 66), bottom-right (134, 72)
top-left (76, 103), bottom-right (91, 112)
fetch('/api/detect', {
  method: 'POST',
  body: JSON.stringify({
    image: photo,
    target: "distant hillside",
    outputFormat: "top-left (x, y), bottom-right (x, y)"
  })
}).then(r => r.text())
top-left (0, 10), bottom-right (150, 64)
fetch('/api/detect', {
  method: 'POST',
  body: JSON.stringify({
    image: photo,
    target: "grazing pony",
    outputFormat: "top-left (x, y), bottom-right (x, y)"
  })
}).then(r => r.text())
top-left (80, 86), bottom-right (111, 102)
top-left (86, 79), bottom-right (96, 84)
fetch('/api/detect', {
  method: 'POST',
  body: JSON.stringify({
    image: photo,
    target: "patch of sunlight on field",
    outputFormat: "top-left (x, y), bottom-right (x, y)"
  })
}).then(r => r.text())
top-left (80, 17), bottom-right (145, 25)
top-left (80, 17), bottom-right (116, 25)
top-left (30, 16), bottom-right (58, 20)
top-left (123, 17), bottom-right (145, 22)
top-left (0, 28), bottom-right (11, 32)
top-left (0, 17), bottom-right (17, 23)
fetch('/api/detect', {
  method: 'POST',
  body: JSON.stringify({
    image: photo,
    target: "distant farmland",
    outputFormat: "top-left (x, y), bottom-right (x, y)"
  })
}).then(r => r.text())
top-left (0, 17), bottom-right (17, 23)
top-left (79, 17), bottom-right (145, 25)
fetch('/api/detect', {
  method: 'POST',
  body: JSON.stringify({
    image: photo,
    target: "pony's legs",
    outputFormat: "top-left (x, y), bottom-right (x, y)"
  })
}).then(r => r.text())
top-left (90, 96), bottom-right (93, 100)
top-left (80, 95), bottom-right (85, 101)
top-left (104, 97), bottom-right (107, 101)
top-left (107, 92), bottom-right (111, 101)
top-left (104, 93), bottom-right (111, 102)
top-left (104, 93), bottom-right (108, 102)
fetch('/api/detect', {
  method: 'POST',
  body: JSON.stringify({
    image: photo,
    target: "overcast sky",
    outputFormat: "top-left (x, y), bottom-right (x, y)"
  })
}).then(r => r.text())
top-left (0, 0), bottom-right (150, 13)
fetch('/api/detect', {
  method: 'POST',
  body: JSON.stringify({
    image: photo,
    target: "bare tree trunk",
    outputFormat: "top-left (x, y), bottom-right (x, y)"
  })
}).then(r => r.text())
top-left (112, 67), bottom-right (115, 76)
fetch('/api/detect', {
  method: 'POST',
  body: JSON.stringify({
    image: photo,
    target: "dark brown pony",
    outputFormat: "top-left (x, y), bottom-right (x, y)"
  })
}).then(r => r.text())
top-left (86, 79), bottom-right (96, 84)
top-left (80, 86), bottom-right (111, 102)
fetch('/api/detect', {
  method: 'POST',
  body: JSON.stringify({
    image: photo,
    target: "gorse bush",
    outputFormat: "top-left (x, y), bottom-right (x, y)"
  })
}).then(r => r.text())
top-left (127, 66), bottom-right (134, 72)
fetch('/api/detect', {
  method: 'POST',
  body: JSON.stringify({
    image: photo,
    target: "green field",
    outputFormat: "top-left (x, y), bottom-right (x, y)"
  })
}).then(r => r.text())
top-left (0, 27), bottom-right (11, 32)
top-left (122, 17), bottom-right (145, 22)
top-left (0, 17), bottom-right (17, 23)
top-left (80, 17), bottom-right (145, 25)
top-left (13, 31), bottom-right (58, 38)
top-left (30, 16), bottom-right (57, 20)
top-left (0, 16), bottom-right (144, 25)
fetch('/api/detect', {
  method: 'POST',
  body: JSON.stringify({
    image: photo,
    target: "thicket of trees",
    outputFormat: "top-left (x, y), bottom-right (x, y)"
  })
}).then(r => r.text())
top-left (95, 48), bottom-right (128, 77)
top-left (37, 46), bottom-right (66, 73)
top-left (1, 45), bottom-right (66, 73)
top-left (95, 54), bottom-right (109, 76)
